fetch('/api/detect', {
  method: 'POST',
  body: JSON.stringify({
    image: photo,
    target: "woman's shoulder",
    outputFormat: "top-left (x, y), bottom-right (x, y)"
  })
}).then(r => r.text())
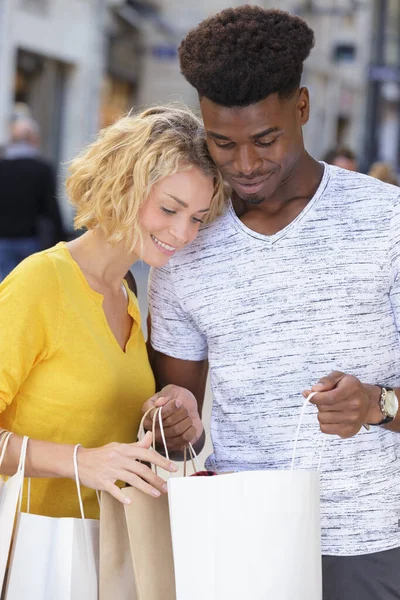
top-left (0, 244), bottom-right (64, 299)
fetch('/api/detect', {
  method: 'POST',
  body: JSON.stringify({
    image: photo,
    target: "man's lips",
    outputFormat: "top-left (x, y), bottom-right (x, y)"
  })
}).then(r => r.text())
top-left (230, 173), bottom-right (274, 194)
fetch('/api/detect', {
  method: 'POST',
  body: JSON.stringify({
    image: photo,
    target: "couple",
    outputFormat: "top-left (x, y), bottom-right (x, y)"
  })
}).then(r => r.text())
top-left (1, 7), bottom-right (400, 600)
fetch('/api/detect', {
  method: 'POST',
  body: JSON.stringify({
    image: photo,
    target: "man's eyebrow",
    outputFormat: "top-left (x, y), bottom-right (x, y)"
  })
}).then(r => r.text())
top-left (207, 127), bottom-right (281, 141)
top-left (207, 131), bottom-right (231, 141)
top-left (165, 194), bottom-right (209, 213)
top-left (253, 127), bottom-right (281, 139)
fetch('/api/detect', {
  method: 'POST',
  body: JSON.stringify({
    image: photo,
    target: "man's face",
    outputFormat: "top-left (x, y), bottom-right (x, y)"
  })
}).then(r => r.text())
top-left (200, 91), bottom-right (310, 204)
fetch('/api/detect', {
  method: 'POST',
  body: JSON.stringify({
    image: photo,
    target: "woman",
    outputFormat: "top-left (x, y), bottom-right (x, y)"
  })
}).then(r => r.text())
top-left (0, 105), bottom-right (227, 519)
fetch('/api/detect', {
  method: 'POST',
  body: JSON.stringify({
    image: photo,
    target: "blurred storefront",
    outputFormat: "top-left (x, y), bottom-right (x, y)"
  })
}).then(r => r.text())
top-left (365, 0), bottom-right (400, 170)
top-left (0, 0), bottom-right (168, 229)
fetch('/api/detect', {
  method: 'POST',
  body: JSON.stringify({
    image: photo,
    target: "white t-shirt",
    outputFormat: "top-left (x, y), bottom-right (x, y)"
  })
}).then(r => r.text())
top-left (149, 164), bottom-right (400, 556)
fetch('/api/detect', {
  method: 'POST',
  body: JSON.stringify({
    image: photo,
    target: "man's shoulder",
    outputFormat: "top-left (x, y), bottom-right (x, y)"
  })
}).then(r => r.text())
top-left (327, 165), bottom-right (400, 200)
top-left (170, 207), bottom-right (233, 267)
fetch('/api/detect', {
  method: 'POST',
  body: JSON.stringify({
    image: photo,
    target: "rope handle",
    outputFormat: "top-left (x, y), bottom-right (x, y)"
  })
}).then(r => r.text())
top-left (74, 443), bottom-right (86, 520)
top-left (140, 406), bottom-right (201, 476)
top-left (0, 431), bottom-right (12, 470)
top-left (291, 392), bottom-right (326, 471)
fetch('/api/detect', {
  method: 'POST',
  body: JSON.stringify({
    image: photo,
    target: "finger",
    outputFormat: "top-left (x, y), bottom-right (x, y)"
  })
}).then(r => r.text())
top-left (302, 389), bottom-right (312, 398)
top-left (319, 423), bottom-right (358, 438)
top-left (156, 400), bottom-right (187, 421)
top-left (131, 462), bottom-right (169, 493)
top-left (128, 445), bottom-right (178, 472)
top-left (104, 481), bottom-right (133, 505)
top-left (317, 411), bottom-right (347, 425)
top-left (163, 417), bottom-right (195, 439)
top-left (136, 431), bottom-right (153, 449)
top-left (311, 371), bottom-right (345, 392)
top-left (164, 426), bottom-right (197, 448)
top-left (308, 390), bottom-right (345, 407)
top-left (154, 396), bottom-right (169, 407)
top-left (161, 406), bottom-right (189, 427)
top-left (115, 470), bottom-right (162, 498)
top-left (317, 400), bottom-right (356, 413)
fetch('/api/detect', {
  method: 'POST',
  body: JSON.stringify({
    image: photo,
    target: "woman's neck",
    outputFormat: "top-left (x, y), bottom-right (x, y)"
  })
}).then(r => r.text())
top-left (67, 229), bottom-right (137, 294)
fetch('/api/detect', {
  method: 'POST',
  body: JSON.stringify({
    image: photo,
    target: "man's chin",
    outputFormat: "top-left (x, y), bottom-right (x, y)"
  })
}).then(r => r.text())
top-left (234, 191), bottom-right (266, 205)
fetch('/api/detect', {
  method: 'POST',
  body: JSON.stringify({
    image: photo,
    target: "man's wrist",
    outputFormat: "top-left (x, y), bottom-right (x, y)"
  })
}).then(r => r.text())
top-left (364, 384), bottom-right (383, 425)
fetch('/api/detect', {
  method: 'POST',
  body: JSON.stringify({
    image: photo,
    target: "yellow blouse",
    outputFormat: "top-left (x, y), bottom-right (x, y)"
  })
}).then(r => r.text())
top-left (0, 243), bottom-right (155, 518)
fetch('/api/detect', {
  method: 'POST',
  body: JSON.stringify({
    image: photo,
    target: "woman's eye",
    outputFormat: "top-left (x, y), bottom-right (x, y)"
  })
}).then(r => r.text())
top-left (161, 207), bottom-right (176, 215)
top-left (191, 217), bottom-right (204, 224)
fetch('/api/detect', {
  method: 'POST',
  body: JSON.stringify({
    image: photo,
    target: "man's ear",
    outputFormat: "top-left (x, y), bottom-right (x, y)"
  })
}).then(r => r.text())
top-left (297, 87), bottom-right (310, 126)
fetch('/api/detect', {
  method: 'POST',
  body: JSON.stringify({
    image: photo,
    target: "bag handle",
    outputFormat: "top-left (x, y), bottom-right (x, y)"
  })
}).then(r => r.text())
top-left (139, 407), bottom-right (201, 476)
top-left (291, 392), bottom-right (326, 471)
top-left (0, 431), bottom-right (12, 470)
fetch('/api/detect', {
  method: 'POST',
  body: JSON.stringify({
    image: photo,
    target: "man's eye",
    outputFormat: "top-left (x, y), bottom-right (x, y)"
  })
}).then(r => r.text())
top-left (161, 207), bottom-right (176, 215)
top-left (214, 141), bottom-right (235, 149)
top-left (256, 139), bottom-right (277, 148)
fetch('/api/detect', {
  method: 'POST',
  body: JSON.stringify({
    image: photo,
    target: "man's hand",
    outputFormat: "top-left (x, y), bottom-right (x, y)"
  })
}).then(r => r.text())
top-left (303, 371), bottom-right (382, 438)
top-left (142, 385), bottom-right (204, 451)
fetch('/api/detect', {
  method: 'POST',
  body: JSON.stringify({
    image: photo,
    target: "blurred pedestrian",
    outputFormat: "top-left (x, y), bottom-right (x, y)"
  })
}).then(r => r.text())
top-left (368, 162), bottom-right (398, 186)
top-left (323, 147), bottom-right (358, 171)
top-left (0, 118), bottom-right (63, 281)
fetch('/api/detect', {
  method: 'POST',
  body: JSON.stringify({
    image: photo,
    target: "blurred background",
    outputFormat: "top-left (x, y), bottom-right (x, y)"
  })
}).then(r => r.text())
top-left (1, 0), bottom-right (400, 236)
top-left (1, 0), bottom-right (399, 465)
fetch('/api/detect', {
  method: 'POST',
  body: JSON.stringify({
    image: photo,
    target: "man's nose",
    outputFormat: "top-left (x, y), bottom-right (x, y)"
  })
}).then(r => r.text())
top-left (233, 145), bottom-right (262, 176)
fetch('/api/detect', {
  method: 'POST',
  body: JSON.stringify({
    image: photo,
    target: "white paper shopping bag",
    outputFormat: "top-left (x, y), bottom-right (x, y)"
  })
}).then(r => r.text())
top-left (3, 442), bottom-right (99, 600)
top-left (168, 395), bottom-right (323, 600)
top-left (0, 434), bottom-right (27, 593)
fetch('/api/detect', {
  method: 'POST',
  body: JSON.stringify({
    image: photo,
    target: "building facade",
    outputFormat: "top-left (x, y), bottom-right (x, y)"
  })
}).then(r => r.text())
top-left (137, 0), bottom-right (375, 165)
top-left (0, 0), bottom-right (154, 226)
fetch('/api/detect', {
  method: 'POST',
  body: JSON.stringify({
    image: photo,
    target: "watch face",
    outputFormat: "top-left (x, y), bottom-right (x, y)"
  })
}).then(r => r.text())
top-left (385, 390), bottom-right (399, 418)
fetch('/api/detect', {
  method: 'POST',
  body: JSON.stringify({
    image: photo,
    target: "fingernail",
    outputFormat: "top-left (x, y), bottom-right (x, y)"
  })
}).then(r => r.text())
top-left (175, 399), bottom-right (182, 408)
top-left (313, 383), bottom-right (324, 390)
top-left (162, 483), bottom-right (168, 492)
top-left (124, 497), bottom-right (131, 505)
top-left (170, 463), bottom-right (179, 472)
top-left (152, 489), bottom-right (161, 497)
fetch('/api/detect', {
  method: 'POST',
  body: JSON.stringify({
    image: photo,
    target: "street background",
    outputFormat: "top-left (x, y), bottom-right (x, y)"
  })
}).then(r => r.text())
top-left (1, 0), bottom-right (400, 465)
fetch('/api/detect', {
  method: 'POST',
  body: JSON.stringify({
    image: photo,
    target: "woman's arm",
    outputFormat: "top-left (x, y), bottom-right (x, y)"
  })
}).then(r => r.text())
top-left (0, 431), bottom-right (178, 504)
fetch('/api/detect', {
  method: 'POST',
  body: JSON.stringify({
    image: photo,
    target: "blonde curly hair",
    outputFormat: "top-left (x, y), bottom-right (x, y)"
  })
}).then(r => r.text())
top-left (67, 105), bottom-right (228, 250)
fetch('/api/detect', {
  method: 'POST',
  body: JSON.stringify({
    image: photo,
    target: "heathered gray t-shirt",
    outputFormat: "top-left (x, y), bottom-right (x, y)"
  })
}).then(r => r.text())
top-left (149, 164), bottom-right (400, 556)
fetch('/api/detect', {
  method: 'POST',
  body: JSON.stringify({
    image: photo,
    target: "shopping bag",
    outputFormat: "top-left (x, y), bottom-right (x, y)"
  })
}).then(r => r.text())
top-left (2, 442), bottom-right (99, 600)
top-left (168, 394), bottom-right (323, 600)
top-left (0, 433), bottom-right (26, 594)
top-left (100, 407), bottom-right (176, 600)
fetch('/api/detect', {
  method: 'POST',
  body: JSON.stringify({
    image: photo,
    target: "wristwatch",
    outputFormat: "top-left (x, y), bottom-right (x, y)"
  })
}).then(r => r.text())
top-left (370, 386), bottom-right (399, 426)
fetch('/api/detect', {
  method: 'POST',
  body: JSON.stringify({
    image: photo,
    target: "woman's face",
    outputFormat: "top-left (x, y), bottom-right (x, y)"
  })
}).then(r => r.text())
top-left (137, 167), bottom-right (215, 267)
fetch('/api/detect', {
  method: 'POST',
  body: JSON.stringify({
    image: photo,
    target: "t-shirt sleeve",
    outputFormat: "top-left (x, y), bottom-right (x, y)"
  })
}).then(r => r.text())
top-left (0, 254), bottom-right (61, 413)
top-left (148, 264), bottom-right (208, 361)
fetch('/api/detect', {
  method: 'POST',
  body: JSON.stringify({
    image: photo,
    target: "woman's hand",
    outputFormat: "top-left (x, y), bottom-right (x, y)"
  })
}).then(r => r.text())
top-left (76, 431), bottom-right (178, 504)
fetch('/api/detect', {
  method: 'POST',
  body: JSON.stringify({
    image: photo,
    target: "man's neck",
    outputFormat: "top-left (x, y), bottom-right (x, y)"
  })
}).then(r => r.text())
top-left (232, 154), bottom-right (324, 236)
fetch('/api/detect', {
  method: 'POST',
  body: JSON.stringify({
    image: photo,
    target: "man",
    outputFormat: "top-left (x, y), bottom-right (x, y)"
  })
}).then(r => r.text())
top-left (143, 7), bottom-right (400, 599)
top-left (323, 146), bottom-right (358, 171)
top-left (0, 118), bottom-right (63, 280)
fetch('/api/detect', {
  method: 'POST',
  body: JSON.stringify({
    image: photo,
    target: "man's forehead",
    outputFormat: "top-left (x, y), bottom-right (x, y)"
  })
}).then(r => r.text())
top-left (200, 95), bottom-right (288, 133)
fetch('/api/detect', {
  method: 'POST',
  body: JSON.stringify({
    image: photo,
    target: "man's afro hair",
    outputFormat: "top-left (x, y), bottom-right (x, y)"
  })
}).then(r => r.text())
top-left (179, 5), bottom-right (315, 107)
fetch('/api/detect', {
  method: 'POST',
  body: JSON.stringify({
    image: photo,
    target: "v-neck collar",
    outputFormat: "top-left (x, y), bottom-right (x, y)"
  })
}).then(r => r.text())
top-left (228, 162), bottom-right (331, 244)
top-left (58, 242), bottom-right (141, 354)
